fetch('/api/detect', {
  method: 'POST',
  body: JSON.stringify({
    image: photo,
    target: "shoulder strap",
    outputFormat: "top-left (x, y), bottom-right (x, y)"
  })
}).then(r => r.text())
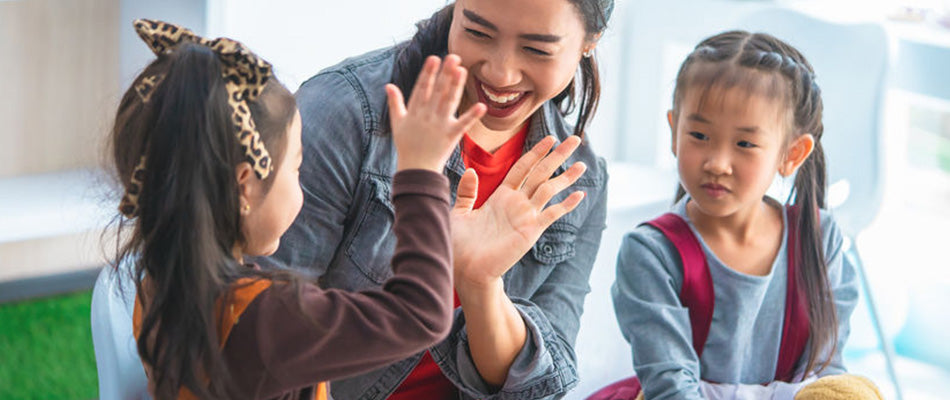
top-left (216, 278), bottom-right (272, 343)
top-left (643, 213), bottom-right (715, 358)
top-left (133, 277), bottom-right (274, 399)
top-left (775, 205), bottom-right (811, 381)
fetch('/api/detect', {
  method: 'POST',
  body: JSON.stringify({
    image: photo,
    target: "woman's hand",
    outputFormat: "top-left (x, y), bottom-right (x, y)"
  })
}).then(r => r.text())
top-left (451, 135), bottom-right (587, 290)
top-left (386, 55), bottom-right (486, 173)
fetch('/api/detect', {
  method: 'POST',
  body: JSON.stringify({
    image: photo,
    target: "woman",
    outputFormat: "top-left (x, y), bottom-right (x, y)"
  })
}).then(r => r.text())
top-left (266, 0), bottom-right (614, 398)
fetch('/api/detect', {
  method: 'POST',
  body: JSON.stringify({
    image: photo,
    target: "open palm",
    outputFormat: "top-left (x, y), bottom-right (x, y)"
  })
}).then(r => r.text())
top-left (451, 135), bottom-right (587, 287)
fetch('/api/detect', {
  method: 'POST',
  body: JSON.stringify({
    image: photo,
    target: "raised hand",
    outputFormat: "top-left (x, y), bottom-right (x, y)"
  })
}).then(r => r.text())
top-left (451, 135), bottom-right (588, 288)
top-left (385, 55), bottom-right (486, 173)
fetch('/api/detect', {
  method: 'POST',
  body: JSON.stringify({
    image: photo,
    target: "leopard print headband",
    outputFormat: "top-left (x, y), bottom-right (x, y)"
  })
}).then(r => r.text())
top-left (120, 19), bottom-right (274, 218)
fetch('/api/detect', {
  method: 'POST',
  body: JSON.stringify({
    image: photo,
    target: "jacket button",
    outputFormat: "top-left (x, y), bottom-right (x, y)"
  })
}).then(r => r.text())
top-left (542, 244), bottom-right (554, 254)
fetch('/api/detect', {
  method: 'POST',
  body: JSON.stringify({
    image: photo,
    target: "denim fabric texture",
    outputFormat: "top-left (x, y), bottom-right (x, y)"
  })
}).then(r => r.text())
top-left (260, 46), bottom-right (609, 400)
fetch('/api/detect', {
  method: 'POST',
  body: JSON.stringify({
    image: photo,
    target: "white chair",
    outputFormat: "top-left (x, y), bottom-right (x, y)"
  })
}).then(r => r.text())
top-left (90, 260), bottom-right (150, 400)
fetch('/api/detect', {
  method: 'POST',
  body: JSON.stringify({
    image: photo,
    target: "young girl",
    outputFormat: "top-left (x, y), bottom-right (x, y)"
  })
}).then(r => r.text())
top-left (605, 31), bottom-right (878, 399)
top-left (110, 19), bottom-right (493, 399)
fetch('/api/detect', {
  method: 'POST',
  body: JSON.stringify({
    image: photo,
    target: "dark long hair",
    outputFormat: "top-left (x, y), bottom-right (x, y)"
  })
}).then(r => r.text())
top-left (671, 31), bottom-right (835, 376)
top-left (391, 0), bottom-right (613, 137)
top-left (109, 43), bottom-right (297, 399)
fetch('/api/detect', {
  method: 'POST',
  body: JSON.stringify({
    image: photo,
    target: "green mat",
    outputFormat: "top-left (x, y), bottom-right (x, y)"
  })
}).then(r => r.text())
top-left (0, 291), bottom-right (98, 400)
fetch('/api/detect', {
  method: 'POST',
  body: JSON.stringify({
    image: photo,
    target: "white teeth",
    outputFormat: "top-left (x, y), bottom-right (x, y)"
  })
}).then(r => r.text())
top-left (481, 83), bottom-right (521, 104)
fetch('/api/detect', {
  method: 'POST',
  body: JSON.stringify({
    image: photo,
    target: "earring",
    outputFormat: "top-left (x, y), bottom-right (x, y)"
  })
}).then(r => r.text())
top-left (243, 204), bottom-right (250, 213)
top-left (583, 49), bottom-right (593, 58)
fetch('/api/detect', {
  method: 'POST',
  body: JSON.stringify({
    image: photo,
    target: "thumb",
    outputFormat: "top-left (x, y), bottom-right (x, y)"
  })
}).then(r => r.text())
top-left (454, 168), bottom-right (478, 213)
top-left (385, 84), bottom-right (407, 125)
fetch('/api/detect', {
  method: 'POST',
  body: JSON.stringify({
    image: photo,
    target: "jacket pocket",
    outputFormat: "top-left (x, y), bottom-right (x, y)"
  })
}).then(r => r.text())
top-left (345, 176), bottom-right (396, 284)
top-left (531, 222), bottom-right (578, 265)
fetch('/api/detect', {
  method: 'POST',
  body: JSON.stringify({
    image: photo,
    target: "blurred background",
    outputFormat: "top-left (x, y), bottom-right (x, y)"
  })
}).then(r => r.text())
top-left (0, 0), bottom-right (948, 398)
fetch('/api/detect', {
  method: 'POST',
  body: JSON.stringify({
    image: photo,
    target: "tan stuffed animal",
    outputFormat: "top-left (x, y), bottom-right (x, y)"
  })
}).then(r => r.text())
top-left (631, 374), bottom-right (882, 399)
top-left (795, 374), bottom-right (884, 400)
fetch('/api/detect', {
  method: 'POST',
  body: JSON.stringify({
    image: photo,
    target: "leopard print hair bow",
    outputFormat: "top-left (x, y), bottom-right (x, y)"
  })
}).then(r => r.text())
top-left (120, 19), bottom-right (274, 218)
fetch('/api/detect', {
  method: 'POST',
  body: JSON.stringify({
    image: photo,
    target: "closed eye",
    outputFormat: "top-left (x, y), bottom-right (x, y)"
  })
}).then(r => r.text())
top-left (688, 131), bottom-right (708, 141)
top-left (465, 28), bottom-right (490, 39)
top-left (524, 47), bottom-right (551, 56)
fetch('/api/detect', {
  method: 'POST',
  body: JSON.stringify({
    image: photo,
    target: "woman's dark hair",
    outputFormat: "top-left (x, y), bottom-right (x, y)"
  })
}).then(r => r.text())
top-left (391, 0), bottom-right (613, 137)
top-left (671, 31), bottom-right (835, 376)
top-left (109, 43), bottom-right (297, 399)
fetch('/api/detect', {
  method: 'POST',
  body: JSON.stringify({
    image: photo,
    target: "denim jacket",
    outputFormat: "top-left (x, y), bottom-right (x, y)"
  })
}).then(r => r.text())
top-left (262, 46), bottom-right (609, 400)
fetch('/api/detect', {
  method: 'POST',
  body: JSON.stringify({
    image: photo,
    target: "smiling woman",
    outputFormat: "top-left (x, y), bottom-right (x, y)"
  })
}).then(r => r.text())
top-left (259, 0), bottom-right (614, 399)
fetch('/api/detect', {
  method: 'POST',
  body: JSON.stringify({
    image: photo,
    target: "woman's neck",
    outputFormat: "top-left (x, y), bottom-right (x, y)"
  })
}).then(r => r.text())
top-left (466, 121), bottom-right (525, 154)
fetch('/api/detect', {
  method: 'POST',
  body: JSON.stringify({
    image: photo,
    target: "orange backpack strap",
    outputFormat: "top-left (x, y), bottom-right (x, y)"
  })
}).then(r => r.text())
top-left (314, 382), bottom-right (328, 400)
top-left (133, 277), bottom-right (275, 399)
top-left (217, 278), bottom-right (273, 343)
top-left (132, 278), bottom-right (272, 345)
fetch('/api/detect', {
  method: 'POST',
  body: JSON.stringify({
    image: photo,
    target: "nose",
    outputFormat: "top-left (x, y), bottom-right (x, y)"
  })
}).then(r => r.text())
top-left (480, 49), bottom-right (521, 88)
top-left (703, 150), bottom-right (732, 176)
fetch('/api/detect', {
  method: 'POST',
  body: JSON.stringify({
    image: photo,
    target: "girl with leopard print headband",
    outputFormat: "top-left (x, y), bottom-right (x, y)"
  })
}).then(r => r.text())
top-left (107, 18), bottom-right (492, 399)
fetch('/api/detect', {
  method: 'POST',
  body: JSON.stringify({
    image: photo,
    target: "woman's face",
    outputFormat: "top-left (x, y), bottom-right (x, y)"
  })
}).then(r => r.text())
top-left (448, 0), bottom-right (594, 132)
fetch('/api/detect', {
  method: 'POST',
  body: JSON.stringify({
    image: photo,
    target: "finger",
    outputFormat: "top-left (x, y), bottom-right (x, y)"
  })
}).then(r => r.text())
top-left (529, 161), bottom-right (587, 209)
top-left (444, 64), bottom-right (469, 117)
top-left (453, 102), bottom-right (486, 136)
top-left (500, 136), bottom-right (556, 190)
top-left (537, 191), bottom-right (586, 229)
top-left (435, 54), bottom-right (463, 115)
top-left (385, 84), bottom-right (407, 125)
top-left (521, 135), bottom-right (582, 196)
top-left (408, 56), bottom-right (440, 110)
top-left (453, 168), bottom-right (479, 213)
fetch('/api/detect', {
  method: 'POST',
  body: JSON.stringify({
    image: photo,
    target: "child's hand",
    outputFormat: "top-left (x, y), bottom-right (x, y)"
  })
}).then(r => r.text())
top-left (386, 55), bottom-right (486, 173)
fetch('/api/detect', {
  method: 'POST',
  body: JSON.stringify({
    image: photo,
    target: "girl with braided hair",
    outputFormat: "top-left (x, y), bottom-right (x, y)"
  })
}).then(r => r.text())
top-left (603, 31), bottom-right (880, 399)
top-left (110, 18), bottom-right (494, 399)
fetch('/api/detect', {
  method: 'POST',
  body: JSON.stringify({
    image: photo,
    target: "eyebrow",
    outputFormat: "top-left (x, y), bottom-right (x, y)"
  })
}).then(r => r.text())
top-left (737, 126), bottom-right (760, 134)
top-left (686, 114), bottom-right (709, 123)
top-left (689, 113), bottom-right (761, 133)
top-left (462, 9), bottom-right (561, 43)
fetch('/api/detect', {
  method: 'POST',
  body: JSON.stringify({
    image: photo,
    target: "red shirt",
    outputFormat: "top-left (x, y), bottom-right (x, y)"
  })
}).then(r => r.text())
top-left (388, 124), bottom-right (529, 399)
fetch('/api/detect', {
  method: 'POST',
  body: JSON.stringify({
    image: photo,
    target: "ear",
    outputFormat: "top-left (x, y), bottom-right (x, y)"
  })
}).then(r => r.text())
top-left (235, 162), bottom-right (256, 214)
top-left (779, 133), bottom-right (815, 177)
top-left (582, 32), bottom-right (602, 54)
top-left (667, 110), bottom-right (677, 156)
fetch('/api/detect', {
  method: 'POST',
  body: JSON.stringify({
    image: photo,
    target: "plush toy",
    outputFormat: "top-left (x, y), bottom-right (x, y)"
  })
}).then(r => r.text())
top-left (795, 374), bottom-right (884, 400)
top-left (626, 374), bottom-right (882, 400)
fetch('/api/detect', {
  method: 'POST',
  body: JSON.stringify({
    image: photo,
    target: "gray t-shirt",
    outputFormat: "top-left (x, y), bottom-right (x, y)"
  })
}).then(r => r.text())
top-left (611, 197), bottom-right (858, 399)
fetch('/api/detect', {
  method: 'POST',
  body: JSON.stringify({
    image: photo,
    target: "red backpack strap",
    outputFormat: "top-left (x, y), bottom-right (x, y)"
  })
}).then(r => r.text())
top-left (644, 213), bottom-right (715, 358)
top-left (775, 205), bottom-right (811, 381)
top-left (585, 214), bottom-right (714, 400)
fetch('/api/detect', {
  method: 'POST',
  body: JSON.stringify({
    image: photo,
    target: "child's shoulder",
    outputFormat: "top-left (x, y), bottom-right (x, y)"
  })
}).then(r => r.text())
top-left (793, 206), bottom-right (845, 250)
top-left (617, 220), bottom-right (685, 281)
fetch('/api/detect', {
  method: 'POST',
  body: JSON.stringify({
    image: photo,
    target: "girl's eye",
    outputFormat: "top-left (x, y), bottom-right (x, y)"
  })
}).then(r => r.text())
top-left (737, 140), bottom-right (757, 149)
top-left (465, 28), bottom-right (490, 39)
top-left (688, 131), bottom-right (708, 141)
top-left (524, 47), bottom-right (551, 56)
